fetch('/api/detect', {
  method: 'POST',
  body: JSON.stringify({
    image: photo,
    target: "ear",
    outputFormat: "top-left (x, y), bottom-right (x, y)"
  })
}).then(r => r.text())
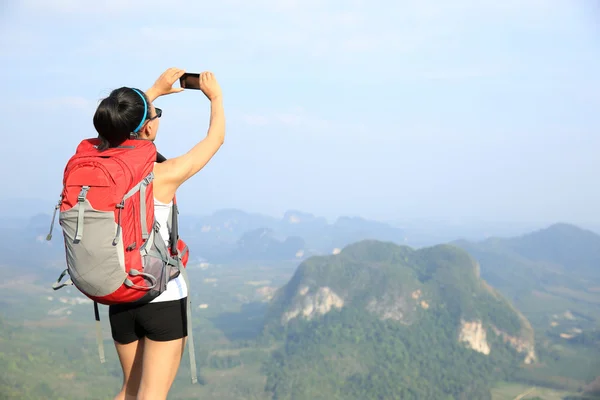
top-left (139, 122), bottom-right (152, 139)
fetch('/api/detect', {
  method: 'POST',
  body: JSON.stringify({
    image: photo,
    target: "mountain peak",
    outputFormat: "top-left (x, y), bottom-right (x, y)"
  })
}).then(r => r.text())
top-left (336, 239), bottom-right (413, 262)
top-left (524, 222), bottom-right (597, 238)
top-left (506, 222), bottom-right (600, 278)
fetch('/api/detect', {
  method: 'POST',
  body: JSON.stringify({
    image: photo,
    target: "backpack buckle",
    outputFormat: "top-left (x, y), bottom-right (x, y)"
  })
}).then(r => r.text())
top-left (78, 186), bottom-right (90, 202)
top-left (142, 173), bottom-right (154, 186)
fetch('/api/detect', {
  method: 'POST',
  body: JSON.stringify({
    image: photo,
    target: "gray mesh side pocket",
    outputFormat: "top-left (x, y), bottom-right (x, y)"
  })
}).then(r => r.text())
top-left (60, 200), bottom-right (126, 297)
top-left (135, 225), bottom-right (174, 297)
top-left (141, 252), bottom-right (169, 293)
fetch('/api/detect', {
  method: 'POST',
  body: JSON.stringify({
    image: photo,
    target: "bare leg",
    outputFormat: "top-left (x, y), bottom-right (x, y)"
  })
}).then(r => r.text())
top-left (113, 339), bottom-right (145, 400)
top-left (136, 337), bottom-right (186, 400)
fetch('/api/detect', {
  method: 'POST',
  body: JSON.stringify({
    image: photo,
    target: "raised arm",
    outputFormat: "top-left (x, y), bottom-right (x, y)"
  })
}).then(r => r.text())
top-left (153, 71), bottom-right (226, 202)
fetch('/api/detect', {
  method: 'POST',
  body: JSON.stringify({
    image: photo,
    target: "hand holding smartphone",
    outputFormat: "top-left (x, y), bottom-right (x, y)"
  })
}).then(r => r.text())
top-left (179, 73), bottom-right (201, 90)
top-left (179, 72), bottom-right (223, 101)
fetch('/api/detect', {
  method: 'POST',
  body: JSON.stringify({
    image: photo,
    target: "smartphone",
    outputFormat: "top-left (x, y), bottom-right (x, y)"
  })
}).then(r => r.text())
top-left (179, 73), bottom-right (201, 90)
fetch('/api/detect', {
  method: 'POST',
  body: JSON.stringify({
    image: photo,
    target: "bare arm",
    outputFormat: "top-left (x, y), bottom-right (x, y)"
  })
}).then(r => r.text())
top-left (155, 98), bottom-right (225, 192)
top-left (153, 72), bottom-right (225, 203)
top-left (145, 67), bottom-right (185, 103)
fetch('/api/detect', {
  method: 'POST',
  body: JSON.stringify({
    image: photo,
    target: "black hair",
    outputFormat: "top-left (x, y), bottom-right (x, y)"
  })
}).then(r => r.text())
top-left (93, 87), bottom-right (149, 151)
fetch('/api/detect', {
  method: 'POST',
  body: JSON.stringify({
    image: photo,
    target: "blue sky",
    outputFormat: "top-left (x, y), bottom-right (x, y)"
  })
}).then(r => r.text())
top-left (1, 0), bottom-right (600, 226)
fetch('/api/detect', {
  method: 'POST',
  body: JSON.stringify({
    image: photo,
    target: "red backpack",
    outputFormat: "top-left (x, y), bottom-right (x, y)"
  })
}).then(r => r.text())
top-left (46, 137), bottom-right (197, 383)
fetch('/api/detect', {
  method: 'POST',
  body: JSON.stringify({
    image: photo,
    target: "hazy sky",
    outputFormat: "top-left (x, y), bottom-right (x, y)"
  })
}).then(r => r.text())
top-left (1, 0), bottom-right (600, 225)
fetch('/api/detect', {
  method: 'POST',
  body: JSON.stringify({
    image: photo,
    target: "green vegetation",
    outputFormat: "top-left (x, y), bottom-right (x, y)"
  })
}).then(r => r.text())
top-left (0, 313), bottom-right (123, 399)
top-left (1, 222), bottom-right (600, 399)
top-left (0, 261), bottom-right (285, 400)
top-left (261, 241), bottom-right (533, 399)
top-left (263, 307), bottom-right (521, 399)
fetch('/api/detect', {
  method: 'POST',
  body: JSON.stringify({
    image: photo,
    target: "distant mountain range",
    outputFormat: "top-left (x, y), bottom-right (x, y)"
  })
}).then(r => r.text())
top-left (5, 205), bottom-right (600, 271)
top-left (453, 223), bottom-right (600, 313)
top-left (1, 201), bottom-right (600, 398)
top-left (0, 207), bottom-right (411, 279)
top-left (177, 208), bottom-right (409, 262)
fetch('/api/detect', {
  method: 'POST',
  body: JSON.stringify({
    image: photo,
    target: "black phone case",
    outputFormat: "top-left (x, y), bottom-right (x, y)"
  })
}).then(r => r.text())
top-left (180, 73), bottom-right (201, 90)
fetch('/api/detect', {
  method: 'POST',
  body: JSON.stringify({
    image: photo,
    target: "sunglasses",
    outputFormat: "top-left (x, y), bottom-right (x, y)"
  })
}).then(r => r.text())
top-left (148, 107), bottom-right (162, 121)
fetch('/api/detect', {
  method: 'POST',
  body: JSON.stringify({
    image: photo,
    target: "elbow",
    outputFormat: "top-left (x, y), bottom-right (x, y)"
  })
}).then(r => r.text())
top-left (216, 132), bottom-right (225, 146)
top-left (206, 132), bottom-right (225, 146)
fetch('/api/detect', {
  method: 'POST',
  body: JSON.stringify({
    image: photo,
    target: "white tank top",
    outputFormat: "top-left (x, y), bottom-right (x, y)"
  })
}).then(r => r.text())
top-left (149, 194), bottom-right (188, 303)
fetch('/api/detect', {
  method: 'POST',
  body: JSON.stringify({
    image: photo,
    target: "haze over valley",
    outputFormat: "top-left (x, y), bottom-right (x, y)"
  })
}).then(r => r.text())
top-left (1, 205), bottom-right (599, 399)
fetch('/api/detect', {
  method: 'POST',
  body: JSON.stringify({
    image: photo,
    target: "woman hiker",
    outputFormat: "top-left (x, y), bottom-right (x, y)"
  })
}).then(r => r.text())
top-left (92, 68), bottom-right (225, 400)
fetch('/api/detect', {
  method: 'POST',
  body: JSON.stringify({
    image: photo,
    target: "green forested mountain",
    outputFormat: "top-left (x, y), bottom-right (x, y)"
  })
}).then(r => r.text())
top-left (261, 240), bottom-right (536, 399)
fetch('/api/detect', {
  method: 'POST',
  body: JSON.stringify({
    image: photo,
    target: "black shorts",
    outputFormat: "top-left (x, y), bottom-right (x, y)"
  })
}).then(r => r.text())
top-left (108, 297), bottom-right (188, 344)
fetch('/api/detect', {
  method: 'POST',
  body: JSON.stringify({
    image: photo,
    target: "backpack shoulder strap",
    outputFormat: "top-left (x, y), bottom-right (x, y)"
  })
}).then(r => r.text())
top-left (154, 150), bottom-right (196, 383)
top-left (156, 151), bottom-right (179, 254)
top-left (156, 151), bottom-right (167, 163)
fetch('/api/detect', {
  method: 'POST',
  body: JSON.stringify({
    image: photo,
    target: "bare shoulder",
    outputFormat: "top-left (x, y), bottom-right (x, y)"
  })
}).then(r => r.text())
top-left (155, 135), bottom-right (224, 188)
top-left (152, 154), bottom-right (193, 185)
top-left (153, 158), bottom-right (176, 180)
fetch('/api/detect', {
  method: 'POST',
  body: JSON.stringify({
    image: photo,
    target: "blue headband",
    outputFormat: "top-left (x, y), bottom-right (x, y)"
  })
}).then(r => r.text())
top-left (131, 88), bottom-right (148, 134)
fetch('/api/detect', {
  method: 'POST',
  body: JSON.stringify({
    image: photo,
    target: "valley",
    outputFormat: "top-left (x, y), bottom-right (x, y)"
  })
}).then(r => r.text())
top-left (1, 211), bottom-right (599, 399)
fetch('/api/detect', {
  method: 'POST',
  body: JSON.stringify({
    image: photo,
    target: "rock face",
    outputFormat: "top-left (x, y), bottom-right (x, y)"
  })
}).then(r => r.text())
top-left (281, 286), bottom-right (344, 324)
top-left (459, 320), bottom-right (491, 355)
top-left (458, 320), bottom-right (536, 363)
top-left (491, 325), bottom-right (536, 364)
top-left (256, 286), bottom-right (277, 302)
